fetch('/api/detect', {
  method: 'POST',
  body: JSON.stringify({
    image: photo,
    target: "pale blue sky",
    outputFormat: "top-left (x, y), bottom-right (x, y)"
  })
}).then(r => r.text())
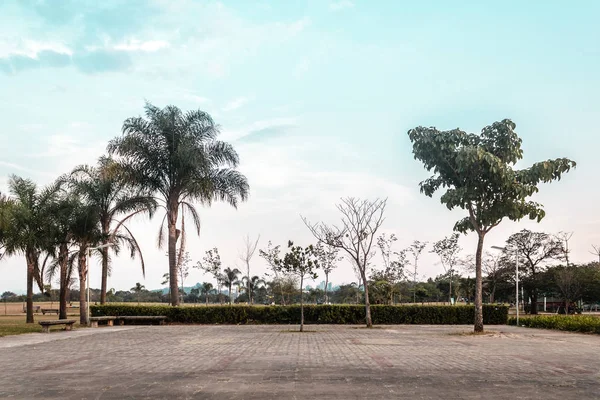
top-left (1, 0), bottom-right (598, 293)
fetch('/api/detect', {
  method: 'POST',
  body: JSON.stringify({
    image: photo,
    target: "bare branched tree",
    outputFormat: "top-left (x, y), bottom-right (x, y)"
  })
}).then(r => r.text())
top-left (591, 245), bottom-right (600, 264)
top-left (239, 234), bottom-right (260, 304)
top-left (555, 231), bottom-right (574, 267)
top-left (302, 197), bottom-right (386, 327)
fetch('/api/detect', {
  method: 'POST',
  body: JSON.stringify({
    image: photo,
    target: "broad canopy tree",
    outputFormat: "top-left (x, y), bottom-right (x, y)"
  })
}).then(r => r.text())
top-left (108, 103), bottom-right (249, 306)
top-left (408, 119), bottom-right (575, 332)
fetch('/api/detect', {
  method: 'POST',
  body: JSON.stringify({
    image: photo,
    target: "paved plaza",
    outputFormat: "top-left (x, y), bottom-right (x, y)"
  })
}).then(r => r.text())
top-left (1, 324), bottom-right (599, 399)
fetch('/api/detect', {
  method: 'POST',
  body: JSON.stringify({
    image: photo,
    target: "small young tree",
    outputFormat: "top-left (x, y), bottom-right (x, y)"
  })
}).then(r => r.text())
top-left (196, 248), bottom-right (223, 300)
top-left (259, 241), bottom-right (286, 304)
top-left (303, 197), bottom-right (386, 328)
top-left (239, 234), bottom-right (260, 304)
top-left (407, 240), bottom-right (428, 303)
top-left (431, 234), bottom-right (461, 304)
top-left (274, 241), bottom-right (319, 332)
top-left (408, 119), bottom-right (575, 332)
top-left (314, 242), bottom-right (340, 304)
top-left (376, 233), bottom-right (407, 304)
top-left (555, 231), bottom-right (574, 267)
top-left (178, 251), bottom-right (191, 298)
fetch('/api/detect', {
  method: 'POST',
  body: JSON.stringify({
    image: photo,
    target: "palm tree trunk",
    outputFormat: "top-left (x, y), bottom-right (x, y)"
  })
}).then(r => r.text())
top-left (25, 251), bottom-right (35, 324)
top-left (78, 249), bottom-right (88, 325)
top-left (100, 241), bottom-right (109, 304)
top-left (474, 232), bottom-right (485, 333)
top-left (229, 283), bottom-right (233, 304)
top-left (167, 200), bottom-right (180, 306)
top-left (59, 243), bottom-right (69, 319)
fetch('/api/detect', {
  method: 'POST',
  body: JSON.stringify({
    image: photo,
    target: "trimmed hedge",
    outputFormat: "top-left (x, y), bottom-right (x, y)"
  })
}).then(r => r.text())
top-left (91, 304), bottom-right (508, 325)
top-left (508, 315), bottom-right (600, 334)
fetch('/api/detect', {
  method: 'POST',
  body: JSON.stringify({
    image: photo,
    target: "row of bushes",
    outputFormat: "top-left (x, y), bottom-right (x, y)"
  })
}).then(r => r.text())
top-left (508, 315), bottom-right (600, 334)
top-left (91, 304), bottom-right (508, 325)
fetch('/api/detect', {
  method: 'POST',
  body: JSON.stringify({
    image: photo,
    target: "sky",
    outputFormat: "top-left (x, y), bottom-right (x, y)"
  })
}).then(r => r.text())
top-left (1, 0), bottom-right (599, 294)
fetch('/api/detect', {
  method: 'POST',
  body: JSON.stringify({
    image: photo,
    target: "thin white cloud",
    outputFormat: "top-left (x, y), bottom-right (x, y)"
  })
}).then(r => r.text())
top-left (221, 117), bottom-right (298, 141)
top-left (114, 39), bottom-right (170, 52)
top-left (330, 1), bottom-right (355, 11)
top-left (222, 96), bottom-right (250, 112)
top-left (0, 39), bottom-right (72, 59)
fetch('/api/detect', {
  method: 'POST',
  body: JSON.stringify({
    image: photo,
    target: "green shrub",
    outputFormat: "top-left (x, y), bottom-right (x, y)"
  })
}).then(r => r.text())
top-left (508, 315), bottom-right (600, 334)
top-left (91, 304), bottom-right (508, 325)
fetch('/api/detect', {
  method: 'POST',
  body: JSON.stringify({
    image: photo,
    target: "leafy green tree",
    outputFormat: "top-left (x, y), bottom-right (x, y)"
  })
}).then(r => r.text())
top-left (407, 119), bottom-right (575, 332)
top-left (221, 267), bottom-right (242, 304)
top-left (108, 102), bottom-right (249, 306)
top-left (0, 191), bottom-right (13, 262)
top-left (68, 156), bottom-right (156, 304)
top-left (274, 241), bottom-right (320, 332)
top-left (3, 176), bottom-right (60, 323)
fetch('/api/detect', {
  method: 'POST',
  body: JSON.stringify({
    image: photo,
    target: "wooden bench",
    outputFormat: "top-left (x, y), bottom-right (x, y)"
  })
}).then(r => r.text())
top-left (41, 308), bottom-right (59, 315)
top-left (39, 319), bottom-right (76, 333)
top-left (115, 316), bottom-right (167, 326)
top-left (89, 316), bottom-right (116, 328)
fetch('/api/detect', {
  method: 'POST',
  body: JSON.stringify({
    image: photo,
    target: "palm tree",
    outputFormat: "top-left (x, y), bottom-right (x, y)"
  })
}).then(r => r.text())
top-left (3, 176), bottom-right (60, 323)
top-left (200, 282), bottom-right (213, 305)
top-left (131, 282), bottom-right (145, 305)
top-left (0, 191), bottom-right (13, 262)
top-left (108, 102), bottom-right (249, 306)
top-left (242, 275), bottom-right (266, 304)
top-left (68, 156), bottom-right (156, 304)
top-left (221, 267), bottom-right (242, 304)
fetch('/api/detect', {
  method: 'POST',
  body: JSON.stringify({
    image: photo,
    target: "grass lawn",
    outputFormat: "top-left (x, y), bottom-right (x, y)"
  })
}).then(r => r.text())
top-left (0, 315), bottom-right (83, 337)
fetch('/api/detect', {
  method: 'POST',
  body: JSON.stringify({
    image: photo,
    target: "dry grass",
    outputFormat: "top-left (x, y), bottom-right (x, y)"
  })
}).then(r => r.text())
top-left (0, 315), bottom-right (83, 337)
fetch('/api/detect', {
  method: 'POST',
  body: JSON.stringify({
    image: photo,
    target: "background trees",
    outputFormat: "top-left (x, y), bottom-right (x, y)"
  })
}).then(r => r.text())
top-left (108, 102), bottom-right (249, 306)
top-left (408, 119), bottom-right (576, 332)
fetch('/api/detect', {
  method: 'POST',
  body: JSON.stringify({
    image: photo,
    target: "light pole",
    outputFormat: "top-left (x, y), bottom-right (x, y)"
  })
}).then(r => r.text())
top-left (492, 245), bottom-right (519, 326)
top-left (86, 243), bottom-right (114, 326)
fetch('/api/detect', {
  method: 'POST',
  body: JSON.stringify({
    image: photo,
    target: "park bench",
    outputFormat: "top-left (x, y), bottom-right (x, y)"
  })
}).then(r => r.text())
top-left (41, 308), bottom-right (59, 315)
top-left (115, 316), bottom-right (167, 326)
top-left (23, 305), bottom-right (41, 313)
top-left (39, 319), bottom-right (76, 333)
top-left (89, 316), bottom-right (116, 328)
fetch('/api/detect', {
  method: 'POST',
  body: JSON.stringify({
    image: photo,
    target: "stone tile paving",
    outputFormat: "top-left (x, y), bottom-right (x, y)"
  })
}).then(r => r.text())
top-left (0, 324), bottom-right (599, 399)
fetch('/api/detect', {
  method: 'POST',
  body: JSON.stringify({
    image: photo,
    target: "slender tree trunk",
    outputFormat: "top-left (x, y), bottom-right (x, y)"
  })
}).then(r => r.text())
top-left (229, 284), bottom-right (233, 304)
top-left (167, 199), bottom-right (180, 306)
top-left (474, 232), bottom-right (485, 333)
top-left (449, 270), bottom-right (453, 305)
top-left (59, 243), bottom-right (69, 319)
top-left (300, 275), bottom-right (304, 332)
top-left (25, 251), bottom-right (35, 324)
top-left (324, 272), bottom-right (329, 304)
top-left (100, 243), bottom-right (109, 305)
top-left (361, 270), bottom-right (372, 328)
top-left (78, 249), bottom-right (88, 325)
top-left (531, 288), bottom-right (538, 315)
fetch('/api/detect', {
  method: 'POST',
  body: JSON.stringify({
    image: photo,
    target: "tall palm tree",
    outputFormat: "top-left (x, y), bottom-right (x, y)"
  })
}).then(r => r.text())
top-left (3, 176), bottom-right (60, 323)
top-left (242, 275), bottom-right (266, 304)
top-left (200, 282), bottom-right (213, 305)
top-left (108, 102), bottom-right (249, 306)
top-left (68, 156), bottom-right (156, 304)
top-left (221, 267), bottom-right (242, 304)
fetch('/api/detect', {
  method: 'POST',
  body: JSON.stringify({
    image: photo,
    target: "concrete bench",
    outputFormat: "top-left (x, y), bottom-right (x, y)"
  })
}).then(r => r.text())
top-left (23, 305), bottom-right (41, 313)
top-left (39, 319), bottom-right (76, 333)
top-left (90, 316), bottom-right (116, 328)
top-left (41, 308), bottom-right (59, 315)
top-left (115, 316), bottom-right (167, 326)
